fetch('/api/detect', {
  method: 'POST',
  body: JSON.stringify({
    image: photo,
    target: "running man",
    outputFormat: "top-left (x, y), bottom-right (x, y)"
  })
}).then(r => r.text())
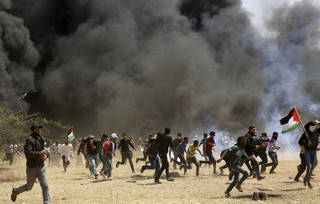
top-left (60, 140), bottom-right (73, 172)
top-left (265, 132), bottom-right (280, 174)
top-left (199, 131), bottom-right (217, 174)
top-left (116, 133), bottom-right (136, 173)
top-left (101, 133), bottom-right (118, 180)
top-left (186, 140), bottom-right (203, 176)
top-left (141, 135), bottom-right (160, 177)
top-left (171, 137), bottom-right (189, 174)
top-left (11, 124), bottom-right (51, 203)
top-left (200, 133), bottom-right (208, 164)
top-left (217, 136), bottom-right (254, 198)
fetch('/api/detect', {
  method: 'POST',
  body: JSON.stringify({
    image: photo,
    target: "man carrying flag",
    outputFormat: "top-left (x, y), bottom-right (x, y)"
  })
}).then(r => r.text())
top-left (280, 107), bottom-right (320, 188)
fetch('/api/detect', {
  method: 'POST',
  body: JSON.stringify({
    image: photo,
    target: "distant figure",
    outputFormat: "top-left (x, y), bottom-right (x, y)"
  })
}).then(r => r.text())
top-left (255, 133), bottom-right (269, 173)
top-left (171, 137), bottom-right (189, 174)
top-left (186, 140), bottom-right (203, 176)
top-left (199, 131), bottom-right (217, 174)
top-left (244, 126), bottom-right (265, 180)
top-left (136, 135), bottom-right (152, 164)
top-left (265, 132), bottom-right (280, 174)
top-left (2, 140), bottom-right (14, 165)
top-left (171, 133), bottom-right (183, 169)
top-left (154, 128), bottom-right (174, 183)
top-left (116, 133), bottom-right (136, 173)
top-left (82, 135), bottom-right (99, 179)
top-left (11, 124), bottom-right (51, 203)
top-left (101, 133), bottom-right (118, 180)
top-left (199, 133), bottom-right (208, 164)
top-left (98, 134), bottom-right (109, 174)
top-left (141, 135), bottom-right (160, 177)
top-left (60, 140), bottom-right (73, 172)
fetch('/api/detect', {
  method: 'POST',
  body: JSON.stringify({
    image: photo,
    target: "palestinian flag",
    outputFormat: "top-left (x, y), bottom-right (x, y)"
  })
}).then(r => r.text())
top-left (68, 130), bottom-right (75, 141)
top-left (280, 108), bottom-right (302, 134)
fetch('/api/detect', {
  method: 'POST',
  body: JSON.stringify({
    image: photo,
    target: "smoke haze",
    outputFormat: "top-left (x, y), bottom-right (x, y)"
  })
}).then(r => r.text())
top-left (1, 0), bottom-right (320, 148)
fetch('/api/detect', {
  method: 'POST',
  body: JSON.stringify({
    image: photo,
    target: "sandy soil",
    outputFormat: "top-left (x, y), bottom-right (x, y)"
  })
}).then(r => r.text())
top-left (1, 152), bottom-right (320, 204)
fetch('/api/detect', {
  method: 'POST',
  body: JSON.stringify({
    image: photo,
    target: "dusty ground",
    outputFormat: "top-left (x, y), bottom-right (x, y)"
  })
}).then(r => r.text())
top-left (1, 152), bottom-right (320, 204)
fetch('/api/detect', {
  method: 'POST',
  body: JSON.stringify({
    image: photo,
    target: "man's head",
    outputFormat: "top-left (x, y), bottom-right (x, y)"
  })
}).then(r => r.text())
top-left (209, 131), bottom-right (215, 138)
top-left (193, 140), bottom-right (199, 147)
top-left (183, 137), bottom-right (189, 144)
top-left (272, 132), bottom-right (279, 140)
top-left (148, 134), bottom-right (153, 140)
top-left (177, 133), bottom-right (182, 137)
top-left (101, 134), bottom-right (108, 141)
top-left (237, 136), bottom-right (247, 148)
top-left (204, 133), bottom-right (208, 138)
top-left (165, 128), bottom-right (170, 134)
top-left (261, 132), bottom-right (267, 139)
top-left (249, 126), bottom-right (256, 134)
top-left (65, 140), bottom-right (69, 145)
top-left (122, 133), bottom-right (127, 139)
top-left (30, 124), bottom-right (42, 135)
top-left (110, 133), bottom-right (118, 142)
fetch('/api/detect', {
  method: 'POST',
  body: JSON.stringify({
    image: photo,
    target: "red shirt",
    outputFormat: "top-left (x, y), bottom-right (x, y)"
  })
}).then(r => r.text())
top-left (205, 137), bottom-right (215, 152)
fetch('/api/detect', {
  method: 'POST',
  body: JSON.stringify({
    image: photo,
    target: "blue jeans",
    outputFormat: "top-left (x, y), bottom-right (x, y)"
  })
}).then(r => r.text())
top-left (227, 166), bottom-right (248, 192)
top-left (103, 157), bottom-right (113, 178)
top-left (305, 151), bottom-right (317, 181)
top-left (143, 155), bottom-right (160, 175)
top-left (245, 154), bottom-right (260, 177)
top-left (88, 154), bottom-right (99, 176)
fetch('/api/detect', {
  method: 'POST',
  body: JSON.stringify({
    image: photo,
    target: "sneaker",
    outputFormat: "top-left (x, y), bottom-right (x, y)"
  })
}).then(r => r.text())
top-left (94, 174), bottom-right (98, 179)
top-left (257, 176), bottom-right (265, 181)
top-left (179, 164), bottom-right (184, 170)
top-left (108, 177), bottom-right (112, 180)
top-left (224, 190), bottom-right (231, 198)
top-left (166, 177), bottom-right (175, 182)
top-left (303, 178), bottom-right (307, 186)
top-left (11, 188), bottom-right (17, 202)
top-left (100, 171), bottom-right (106, 179)
top-left (228, 172), bottom-right (233, 181)
top-left (140, 167), bottom-right (145, 174)
top-left (308, 182), bottom-right (313, 188)
top-left (154, 179), bottom-right (161, 184)
top-left (219, 167), bottom-right (223, 175)
top-left (294, 178), bottom-right (299, 182)
top-left (235, 184), bottom-right (243, 192)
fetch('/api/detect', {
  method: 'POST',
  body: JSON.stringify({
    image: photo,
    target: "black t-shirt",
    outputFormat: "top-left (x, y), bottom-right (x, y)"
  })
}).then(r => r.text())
top-left (118, 139), bottom-right (135, 153)
top-left (156, 134), bottom-right (173, 154)
top-left (85, 140), bottom-right (99, 155)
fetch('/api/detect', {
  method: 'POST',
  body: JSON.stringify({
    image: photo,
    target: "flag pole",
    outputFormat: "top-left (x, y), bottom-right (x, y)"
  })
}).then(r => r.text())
top-left (294, 106), bottom-right (310, 141)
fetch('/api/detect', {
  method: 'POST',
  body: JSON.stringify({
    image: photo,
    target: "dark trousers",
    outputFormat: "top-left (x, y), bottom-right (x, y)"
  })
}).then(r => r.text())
top-left (245, 154), bottom-right (260, 176)
top-left (172, 154), bottom-right (187, 173)
top-left (62, 155), bottom-right (70, 171)
top-left (142, 155), bottom-right (160, 175)
top-left (3, 153), bottom-right (13, 165)
top-left (295, 153), bottom-right (306, 180)
top-left (255, 151), bottom-right (268, 172)
top-left (200, 151), bottom-right (216, 173)
top-left (155, 153), bottom-right (170, 181)
top-left (227, 166), bottom-right (248, 192)
top-left (187, 157), bottom-right (200, 176)
top-left (265, 152), bottom-right (278, 173)
top-left (136, 152), bottom-right (148, 163)
top-left (117, 151), bottom-right (135, 172)
top-left (304, 151), bottom-right (317, 181)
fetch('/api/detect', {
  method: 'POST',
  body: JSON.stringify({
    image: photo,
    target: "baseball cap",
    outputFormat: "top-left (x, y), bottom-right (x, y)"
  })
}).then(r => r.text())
top-left (111, 133), bottom-right (118, 139)
top-left (30, 124), bottom-right (42, 130)
top-left (88, 135), bottom-right (95, 140)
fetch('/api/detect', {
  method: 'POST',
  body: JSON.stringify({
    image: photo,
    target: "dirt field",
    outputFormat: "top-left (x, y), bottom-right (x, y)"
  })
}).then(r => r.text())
top-left (1, 152), bottom-right (320, 204)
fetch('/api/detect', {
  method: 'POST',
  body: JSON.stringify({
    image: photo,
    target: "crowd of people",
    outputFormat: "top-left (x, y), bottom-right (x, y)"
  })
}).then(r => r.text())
top-left (4, 120), bottom-right (320, 203)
